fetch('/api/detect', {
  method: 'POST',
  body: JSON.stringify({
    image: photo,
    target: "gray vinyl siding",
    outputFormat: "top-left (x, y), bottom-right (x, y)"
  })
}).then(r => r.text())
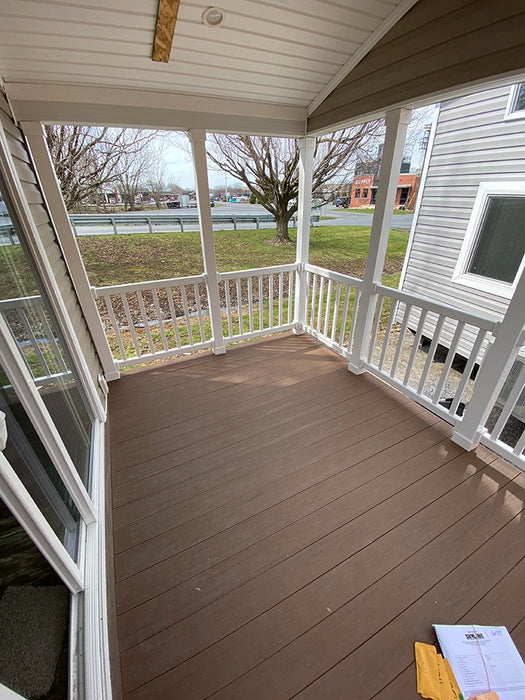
top-left (308, 0), bottom-right (525, 133)
top-left (400, 83), bottom-right (525, 359)
top-left (0, 91), bottom-right (104, 403)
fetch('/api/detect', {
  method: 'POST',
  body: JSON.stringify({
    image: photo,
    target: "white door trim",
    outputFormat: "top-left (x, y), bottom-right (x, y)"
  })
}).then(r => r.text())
top-left (0, 451), bottom-right (83, 593)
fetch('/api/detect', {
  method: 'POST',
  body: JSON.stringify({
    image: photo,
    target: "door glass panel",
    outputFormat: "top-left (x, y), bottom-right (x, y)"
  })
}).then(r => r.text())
top-left (0, 495), bottom-right (70, 698)
top-left (0, 176), bottom-right (93, 489)
top-left (0, 363), bottom-right (80, 557)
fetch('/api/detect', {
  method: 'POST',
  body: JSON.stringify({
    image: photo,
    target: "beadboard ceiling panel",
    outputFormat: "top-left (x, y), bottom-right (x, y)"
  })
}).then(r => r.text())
top-left (0, 0), bottom-right (417, 133)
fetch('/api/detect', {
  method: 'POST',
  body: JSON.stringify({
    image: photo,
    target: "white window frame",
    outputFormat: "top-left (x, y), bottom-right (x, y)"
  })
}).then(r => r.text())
top-left (504, 83), bottom-right (525, 121)
top-left (0, 451), bottom-right (83, 593)
top-left (0, 120), bottom-right (106, 423)
top-left (0, 115), bottom-right (112, 698)
top-left (453, 181), bottom-right (525, 299)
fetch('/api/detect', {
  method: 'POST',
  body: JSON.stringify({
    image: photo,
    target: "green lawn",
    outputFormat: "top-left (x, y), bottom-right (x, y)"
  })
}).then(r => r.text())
top-left (0, 224), bottom-right (409, 302)
top-left (76, 225), bottom-right (409, 287)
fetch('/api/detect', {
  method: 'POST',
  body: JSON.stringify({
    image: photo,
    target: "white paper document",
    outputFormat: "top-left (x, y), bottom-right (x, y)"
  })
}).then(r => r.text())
top-left (434, 625), bottom-right (525, 700)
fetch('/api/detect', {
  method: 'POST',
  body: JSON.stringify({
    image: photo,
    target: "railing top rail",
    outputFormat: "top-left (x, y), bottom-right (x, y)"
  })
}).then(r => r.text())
top-left (305, 263), bottom-right (364, 289)
top-left (94, 274), bottom-right (206, 296)
top-left (218, 263), bottom-right (299, 280)
top-left (375, 283), bottom-right (499, 332)
top-left (0, 294), bottom-right (42, 309)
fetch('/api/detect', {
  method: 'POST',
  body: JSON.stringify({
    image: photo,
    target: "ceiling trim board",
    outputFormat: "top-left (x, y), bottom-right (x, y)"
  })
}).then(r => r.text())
top-left (5, 83), bottom-right (307, 136)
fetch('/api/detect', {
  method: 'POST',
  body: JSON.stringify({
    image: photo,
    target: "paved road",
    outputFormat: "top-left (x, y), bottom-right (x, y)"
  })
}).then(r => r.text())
top-left (202, 203), bottom-right (413, 229)
top-left (319, 206), bottom-right (413, 229)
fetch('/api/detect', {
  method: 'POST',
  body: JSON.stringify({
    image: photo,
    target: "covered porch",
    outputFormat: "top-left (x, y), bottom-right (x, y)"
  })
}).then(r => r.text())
top-left (108, 332), bottom-right (525, 698)
top-left (1, 0), bottom-right (525, 697)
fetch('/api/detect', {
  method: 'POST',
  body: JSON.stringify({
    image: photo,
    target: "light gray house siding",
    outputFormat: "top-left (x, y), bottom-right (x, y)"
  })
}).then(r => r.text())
top-left (0, 91), bottom-right (105, 402)
top-left (400, 83), bottom-right (525, 357)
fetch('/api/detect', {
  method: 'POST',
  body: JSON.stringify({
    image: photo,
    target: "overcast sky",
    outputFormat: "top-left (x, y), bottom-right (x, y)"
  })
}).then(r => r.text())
top-left (162, 105), bottom-right (438, 191)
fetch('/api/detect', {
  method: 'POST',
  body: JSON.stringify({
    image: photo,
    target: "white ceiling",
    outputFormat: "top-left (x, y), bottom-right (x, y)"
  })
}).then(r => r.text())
top-left (0, 0), bottom-right (416, 126)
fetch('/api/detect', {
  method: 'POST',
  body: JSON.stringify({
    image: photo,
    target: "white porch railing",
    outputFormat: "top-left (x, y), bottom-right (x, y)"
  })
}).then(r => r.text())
top-left (91, 263), bottom-right (525, 473)
top-left (218, 264), bottom-right (296, 343)
top-left (0, 295), bottom-right (72, 385)
top-left (364, 284), bottom-right (499, 424)
top-left (93, 264), bottom-right (298, 367)
top-left (480, 351), bottom-right (525, 465)
top-left (93, 275), bottom-right (213, 368)
top-left (303, 264), bottom-right (363, 358)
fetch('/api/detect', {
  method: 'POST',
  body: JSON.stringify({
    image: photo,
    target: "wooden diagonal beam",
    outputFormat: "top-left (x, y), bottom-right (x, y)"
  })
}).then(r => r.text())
top-left (152, 0), bottom-right (180, 63)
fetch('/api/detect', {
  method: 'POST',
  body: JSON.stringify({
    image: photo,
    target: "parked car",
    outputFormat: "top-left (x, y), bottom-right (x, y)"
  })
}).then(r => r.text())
top-left (335, 197), bottom-right (349, 207)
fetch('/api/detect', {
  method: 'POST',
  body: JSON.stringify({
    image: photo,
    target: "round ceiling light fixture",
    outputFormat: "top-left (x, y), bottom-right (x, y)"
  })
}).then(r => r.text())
top-left (202, 7), bottom-right (225, 27)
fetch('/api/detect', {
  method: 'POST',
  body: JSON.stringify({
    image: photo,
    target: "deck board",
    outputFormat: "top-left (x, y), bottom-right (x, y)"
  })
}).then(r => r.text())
top-left (108, 333), bottom-right (525, 699)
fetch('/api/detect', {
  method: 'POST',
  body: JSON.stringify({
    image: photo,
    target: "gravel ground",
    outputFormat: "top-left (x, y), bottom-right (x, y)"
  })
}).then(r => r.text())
top-left (373, 324), bottom-right (525, 448)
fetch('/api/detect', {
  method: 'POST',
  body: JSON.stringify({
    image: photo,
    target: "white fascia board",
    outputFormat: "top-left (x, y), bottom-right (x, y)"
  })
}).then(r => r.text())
top-left (6, 83), bottom-right (307, 137)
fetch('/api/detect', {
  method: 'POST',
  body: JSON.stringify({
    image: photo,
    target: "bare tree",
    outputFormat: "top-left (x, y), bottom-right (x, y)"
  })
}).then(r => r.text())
top-left (45, 125), bottom-right (158, 212)
top-left (207, 123), bottom-right (383, 243)
top-left (146, 141), bottom-right (169, 208)
top-left (403, 104), bottom-right (438, 172)
top-left (116, 138), bottom-right (155, 211)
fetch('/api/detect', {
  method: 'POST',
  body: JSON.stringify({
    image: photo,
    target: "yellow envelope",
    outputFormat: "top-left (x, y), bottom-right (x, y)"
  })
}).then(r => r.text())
top-left (415, 642), bottom-right (463, 700)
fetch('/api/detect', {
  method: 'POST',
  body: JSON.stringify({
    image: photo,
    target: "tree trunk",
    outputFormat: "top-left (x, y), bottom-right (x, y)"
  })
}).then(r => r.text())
top-left (274, 214), bottom-right (292, 244)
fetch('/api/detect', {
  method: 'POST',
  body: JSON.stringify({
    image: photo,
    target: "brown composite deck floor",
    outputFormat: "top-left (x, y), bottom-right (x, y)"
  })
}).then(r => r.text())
top-left (108, 332), bottom-right (525, 699)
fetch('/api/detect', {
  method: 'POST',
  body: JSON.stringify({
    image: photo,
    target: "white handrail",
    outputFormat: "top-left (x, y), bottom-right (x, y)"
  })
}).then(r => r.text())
top-left (305, 263), bottom-right (363, 289)
top-left (93, 274), bottom-right (205, 296)
top-left (218, 263), bottom-right (298, 281)
top-left (375, 283), bottom-right (498, 332)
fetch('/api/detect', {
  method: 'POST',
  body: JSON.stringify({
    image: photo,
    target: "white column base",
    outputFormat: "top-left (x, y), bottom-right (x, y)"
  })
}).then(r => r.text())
top-left (105, 366), bottom-right (121, 382)
top-left (348, 360), bottom-right (366, 375)
top-left (212, 343), bottom-right (226, 355)
top-left (293, 323), bottom-right (305, 335)
top-left (451, 428), bottom-right (484, 451)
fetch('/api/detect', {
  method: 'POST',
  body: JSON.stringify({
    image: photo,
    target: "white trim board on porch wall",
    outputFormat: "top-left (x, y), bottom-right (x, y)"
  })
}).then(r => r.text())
top-left (6, 84), bottom-right (307, 137)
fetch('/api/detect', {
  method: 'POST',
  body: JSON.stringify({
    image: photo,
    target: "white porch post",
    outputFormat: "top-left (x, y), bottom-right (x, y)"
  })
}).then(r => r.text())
top-left (20, 121), bottom-right (120, 382)
top-left (452, 273), bottom-right (525, 450)
top-left (293, 136), bottom-right (315, 334)
top-left (189, 129), bottom-right (225, 354)
top-left (348, 108), bottom-right (412, 374)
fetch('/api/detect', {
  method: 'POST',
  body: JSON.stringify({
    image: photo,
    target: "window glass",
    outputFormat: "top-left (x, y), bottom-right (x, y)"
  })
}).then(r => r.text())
top-left (0, 363), bottom-right (80, 558)
top-left (467, 196), bottom-right (525, 283)
top-left (0, 175), bottom-right (93, 489)
top-left (512, 83), bottom-right (525, 113)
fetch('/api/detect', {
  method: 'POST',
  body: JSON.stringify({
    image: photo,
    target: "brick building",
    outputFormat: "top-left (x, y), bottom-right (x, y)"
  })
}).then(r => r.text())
top-left (349, 172), bottom-right (419, 208)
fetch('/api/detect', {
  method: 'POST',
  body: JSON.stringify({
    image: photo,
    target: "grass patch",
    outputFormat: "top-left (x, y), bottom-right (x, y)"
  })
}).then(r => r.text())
top-left (76, 225), bottom-right (409, 287)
